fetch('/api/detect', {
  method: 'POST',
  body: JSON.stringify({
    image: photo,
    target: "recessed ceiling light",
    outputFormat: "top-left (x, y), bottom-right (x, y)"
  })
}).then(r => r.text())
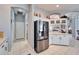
top-left (56, 5), bottom-right (59, 7)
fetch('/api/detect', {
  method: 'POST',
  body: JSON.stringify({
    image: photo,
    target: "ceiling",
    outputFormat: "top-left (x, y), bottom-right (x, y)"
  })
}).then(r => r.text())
top-left (36, 4), bottom-right (79, 14)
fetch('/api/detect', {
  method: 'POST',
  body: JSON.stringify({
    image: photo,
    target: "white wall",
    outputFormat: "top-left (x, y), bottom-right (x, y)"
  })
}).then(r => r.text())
top-left (33, 5), bottom-right (50, 17)
top-left (27, 5), bottom-right (34, 49)
top-left (0, 4), bottom-right (29, 51)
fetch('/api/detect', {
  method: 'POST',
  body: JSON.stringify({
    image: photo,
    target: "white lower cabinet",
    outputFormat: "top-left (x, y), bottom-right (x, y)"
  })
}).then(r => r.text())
top-left (0, 40), bottom-right (8, 55)
top-left (49, 34), bottom-right (71, 45)
top-left (60, 36), bottom-right (69, 45)
top-left (0, 46), bottom-right (4, 55)
top-left (49, 35), bottom-right (53, 44)
top-left (52, 35), bottom-right (60, 44)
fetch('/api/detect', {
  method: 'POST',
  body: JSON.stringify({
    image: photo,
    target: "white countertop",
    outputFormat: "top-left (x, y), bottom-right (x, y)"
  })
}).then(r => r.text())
top-left (49, 32), bottom-right (69, 35)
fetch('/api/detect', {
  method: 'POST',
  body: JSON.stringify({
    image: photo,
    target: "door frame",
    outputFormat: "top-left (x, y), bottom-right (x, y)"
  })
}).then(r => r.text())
top-left (10, 7), bottom-right (28, 48)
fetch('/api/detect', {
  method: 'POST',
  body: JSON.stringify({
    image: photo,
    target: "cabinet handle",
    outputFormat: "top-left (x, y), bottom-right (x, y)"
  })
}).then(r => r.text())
top-left (1, 45), bottom-right (4, 48)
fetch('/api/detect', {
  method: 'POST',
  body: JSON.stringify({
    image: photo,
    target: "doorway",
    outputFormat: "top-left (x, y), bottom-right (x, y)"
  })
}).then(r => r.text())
top-left (10, 7), bottom-right (28, 54)
top-left (11, 7), bottom-right (27, 42)
top-left (15, 10), bottom-right (25, 41)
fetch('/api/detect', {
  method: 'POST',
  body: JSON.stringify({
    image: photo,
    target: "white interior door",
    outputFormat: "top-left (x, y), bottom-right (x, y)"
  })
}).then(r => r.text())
top-left (16, 22), bottom-right (24, 39)
top-left (15, 13), bottom-right (25, 40)
top-left (11, 7), bottom-right (28, 42)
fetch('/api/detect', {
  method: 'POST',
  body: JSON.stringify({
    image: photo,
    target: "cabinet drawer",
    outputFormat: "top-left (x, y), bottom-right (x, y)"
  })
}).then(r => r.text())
top-left (36, 40), bottom-right (44, 53)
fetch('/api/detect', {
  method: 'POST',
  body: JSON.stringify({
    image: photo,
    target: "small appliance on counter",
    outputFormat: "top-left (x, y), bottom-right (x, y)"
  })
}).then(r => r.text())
top-left (34, 20), bottom-right (49, 53)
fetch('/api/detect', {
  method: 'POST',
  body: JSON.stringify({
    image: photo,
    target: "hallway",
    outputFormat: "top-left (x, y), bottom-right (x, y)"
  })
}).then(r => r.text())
top-left (8, 40), bottom-right (36, 55)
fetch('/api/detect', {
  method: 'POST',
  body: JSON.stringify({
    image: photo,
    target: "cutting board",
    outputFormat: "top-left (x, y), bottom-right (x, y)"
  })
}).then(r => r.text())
top-left (0, 32), bottom-right (4, 38)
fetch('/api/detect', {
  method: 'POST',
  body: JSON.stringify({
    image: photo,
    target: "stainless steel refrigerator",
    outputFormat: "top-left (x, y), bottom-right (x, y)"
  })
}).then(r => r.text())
top-left (34, 20), bottom-right (49, 53)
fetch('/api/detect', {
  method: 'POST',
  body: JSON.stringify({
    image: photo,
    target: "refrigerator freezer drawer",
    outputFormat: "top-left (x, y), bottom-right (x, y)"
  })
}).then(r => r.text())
top-left (43, 39), bottom-right (49, 50)
top-left (36, 40), bottom-right (44, 53)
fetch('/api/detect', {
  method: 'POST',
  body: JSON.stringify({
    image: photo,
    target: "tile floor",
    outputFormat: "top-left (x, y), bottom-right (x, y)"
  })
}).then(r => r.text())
top-left (8, 40), bottom-right (37, 55)
top-left (39, 45), bottom-right (79, 55)
top-left (8, 38), bottom-right (79, 55)
top-left (39, 38), bottom-right (79, 55)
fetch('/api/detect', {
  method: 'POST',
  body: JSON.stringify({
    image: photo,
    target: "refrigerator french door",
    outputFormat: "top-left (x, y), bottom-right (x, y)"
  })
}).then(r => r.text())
top-left (43, 22), bottom-right (49, 50)
top-left (34, 20), bottom-right (49, 53)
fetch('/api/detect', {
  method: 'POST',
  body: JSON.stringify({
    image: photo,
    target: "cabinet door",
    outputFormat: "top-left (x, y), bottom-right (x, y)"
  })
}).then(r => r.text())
top-left (0, 43), bottom-right (5, 55)
top-left (0, 46), bottom-right (3, 55)
top-left (60, 35), bottom-right (69, 45)
top-left (0, 41), bottom-right (8, 55)
top-left (52, 35), bottom-right (60, 44)
top-left (4, 41), bottom-right (8, 54)
top-left (49, 35), bottom-right (53, 44)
